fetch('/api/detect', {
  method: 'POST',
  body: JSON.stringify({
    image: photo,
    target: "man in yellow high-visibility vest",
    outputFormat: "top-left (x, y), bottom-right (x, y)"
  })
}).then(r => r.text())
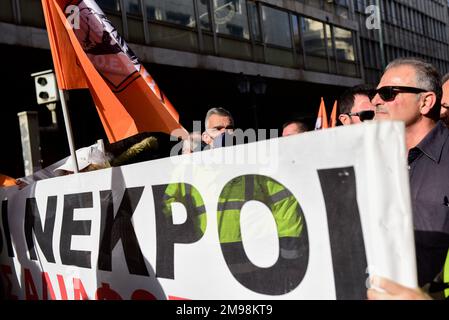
top-left (217, 173), bottom-right (308, 295)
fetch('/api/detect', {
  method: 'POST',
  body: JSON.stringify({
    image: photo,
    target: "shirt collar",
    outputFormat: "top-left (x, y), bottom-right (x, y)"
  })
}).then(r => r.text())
top-left (415, 120), bottom-right (449, 163)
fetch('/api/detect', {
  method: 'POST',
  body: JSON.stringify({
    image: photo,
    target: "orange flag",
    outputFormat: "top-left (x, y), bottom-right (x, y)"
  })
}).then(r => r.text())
top-left (329, 100), bottom-right (337, 128)
top-left (0, 174), bottom-right (17, 187)
top-left (41, 0), bottom-right (188, 142)
top-left (314, 97), bottom-right (328, 130)
top-left (41, 0), bottom-right (88, 89)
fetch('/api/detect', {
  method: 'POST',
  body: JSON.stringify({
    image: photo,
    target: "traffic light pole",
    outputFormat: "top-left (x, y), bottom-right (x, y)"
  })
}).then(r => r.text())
top-left (59, 89), bottom-right (79, 173)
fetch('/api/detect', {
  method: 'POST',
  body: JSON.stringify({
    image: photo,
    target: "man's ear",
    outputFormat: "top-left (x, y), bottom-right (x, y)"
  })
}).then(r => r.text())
top-left (339, 114), bottom-right (350, 126)
top-left (420, 92), bottom-right (437, 116)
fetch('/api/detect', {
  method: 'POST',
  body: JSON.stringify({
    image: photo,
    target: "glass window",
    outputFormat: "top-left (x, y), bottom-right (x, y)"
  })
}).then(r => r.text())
top-left (396, 3), bottom-right (402, 25)
top-left (247, 1), bottom-right (261, 42)
top-left (291, 14), bottom-right (304, 67)
top-left (301, 17), bottom-right (326, 56)
top-left (261, 6), bottom-right (291, 48)
top-left (335, 0), bottom-right (349, 19)
top-left (383, 0), bottom-right (390, 23)
top-left (291, 14), bottom-right (301, 52)
top-left (335, 0), bottom-right (348, 6)
top-left (126, 0), bottom-right (142, 16)
top-left (19, 0), bottom-right (46, 28)
top-left (333, 27), bottom-right (355, 61)
top-left (325, 24), bottom-right (334, 58)
top-left (358, 0), bottom-right (367, 13)
top-left (381, 0), bottom-right (387, 20)
top-left (125, 0), bottom-right (144, 43)
top-left (0, 0), bottom-right (14, 23)
top-left (390, 1), bottom-right (397, 24)
top-left (402, 6), bottom-right (410, 29)
top-left (97, 0), bottom-right (121, 12)
top-left (144, 0), bottom-right (196, 28)
top-left (417, 14), bottom-right (422, 34)
top-left (362, 39), bottom-right (371, 68)
top-left (197, 0), bottom-right (211, 31)
top-left (213, 0), bottom-right (249, 39)
top-left (401, 5), bottom-right (406, 27)
top-left (353, 0), bottom-right (360, 13)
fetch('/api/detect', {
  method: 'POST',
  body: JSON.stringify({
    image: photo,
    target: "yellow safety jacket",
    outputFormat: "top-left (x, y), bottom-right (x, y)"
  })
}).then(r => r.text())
top-left (444, 250), bottom-right (449, 298)
top-left (162, 182), bottom-right (207, 236)
top-left (217, 175), bottom-right (305, 243)
top-left (216, 174), bottom-right (308, 295)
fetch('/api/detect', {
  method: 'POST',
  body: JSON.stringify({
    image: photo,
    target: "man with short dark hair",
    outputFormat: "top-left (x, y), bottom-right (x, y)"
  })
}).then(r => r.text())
top-left (282, 119), bottom-right (309, 137)
top-left (370, 58), bottom-right (449, 296)
top-left (338, 84), bottom-right (375, 125)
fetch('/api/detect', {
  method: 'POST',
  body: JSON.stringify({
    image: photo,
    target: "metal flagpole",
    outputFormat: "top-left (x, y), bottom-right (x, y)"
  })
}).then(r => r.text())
top-left (59, 89), bottom-right (79, 173)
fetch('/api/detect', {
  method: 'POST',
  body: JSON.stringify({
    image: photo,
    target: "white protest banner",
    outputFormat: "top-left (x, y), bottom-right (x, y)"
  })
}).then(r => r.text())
top-left (0, 121), bottom-right (416, 300)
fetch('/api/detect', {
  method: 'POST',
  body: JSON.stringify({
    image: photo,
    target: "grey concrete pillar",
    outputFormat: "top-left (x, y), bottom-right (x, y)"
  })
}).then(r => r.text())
top-left (17, 111), bottom-right (42, 176)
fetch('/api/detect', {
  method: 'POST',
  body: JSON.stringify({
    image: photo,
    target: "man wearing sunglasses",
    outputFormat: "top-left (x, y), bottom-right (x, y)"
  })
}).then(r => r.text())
top-left (337, 84), bottom-right (376, 125)
top-left (369, 58), bottom-right (449, 299)
top-left (202, 107), bottom-right (235, 148)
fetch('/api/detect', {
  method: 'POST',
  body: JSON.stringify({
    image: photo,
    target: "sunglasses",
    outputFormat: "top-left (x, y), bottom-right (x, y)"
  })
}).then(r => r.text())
top-left (371, 86), bottom-right (428, 102)
top-left (346, 110), bottom-right (375, 122)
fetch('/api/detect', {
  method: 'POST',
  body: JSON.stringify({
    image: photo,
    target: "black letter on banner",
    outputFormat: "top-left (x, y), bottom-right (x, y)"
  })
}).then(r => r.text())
top-left (24, 197), bottom-right (57, 262)
top-left (217, 175), bottom-right (309, 295)
top-left (152, 183), bottom-right (207, 279)
top-left (317, 167), bottom-right (368, 300)
top-left (2, 200), bottom-right (14, 257)
top-left (60, 192), bottom-right (92, 268)
top-left (98, 188), bottom-right (149, 276)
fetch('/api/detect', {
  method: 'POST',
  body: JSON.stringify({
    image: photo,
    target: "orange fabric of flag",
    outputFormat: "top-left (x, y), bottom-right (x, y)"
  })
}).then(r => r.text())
top-left (42, 0), bottom-right (188, 142)
top-left (329, 100), bottom-right (337, 128)
top-left (314, 97), bottom-right (329, 130)
top-left (0, 174), bottom-right (17, 187)
top-left (42, 0), bottom-right (88, 89)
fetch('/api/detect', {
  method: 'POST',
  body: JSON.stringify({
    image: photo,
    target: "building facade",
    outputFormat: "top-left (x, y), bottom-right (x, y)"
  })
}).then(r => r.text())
top-left (355, 0), bottom-right (449, 84)
top-left (1, 0), bottom-right (449, 177)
